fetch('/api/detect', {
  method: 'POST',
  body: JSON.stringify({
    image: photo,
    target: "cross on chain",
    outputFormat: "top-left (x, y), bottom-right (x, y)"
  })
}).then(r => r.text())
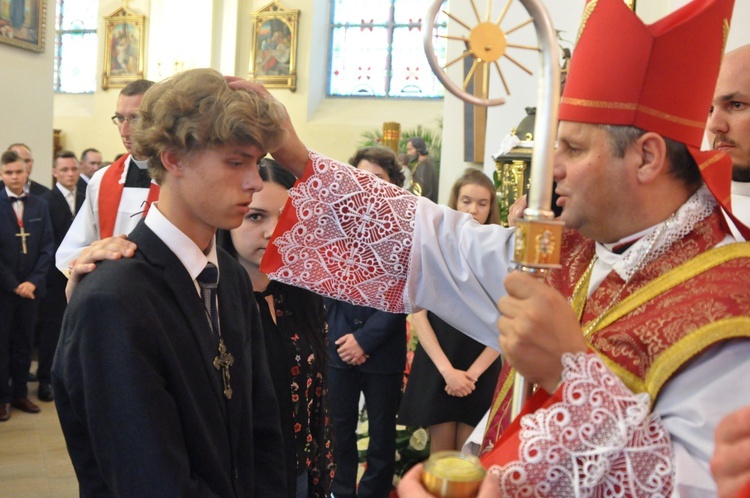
top-left (213, 339), bottom-right (234, 400)
top-left (16, 227), bottom-right (29, 254)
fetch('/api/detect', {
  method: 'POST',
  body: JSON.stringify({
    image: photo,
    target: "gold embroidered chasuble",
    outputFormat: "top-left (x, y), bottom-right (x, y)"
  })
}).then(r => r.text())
top-left (481, 208), bottom-right (750, 457)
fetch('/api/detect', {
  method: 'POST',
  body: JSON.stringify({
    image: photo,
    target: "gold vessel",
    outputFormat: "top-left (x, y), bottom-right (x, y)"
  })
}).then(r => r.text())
top-left (422, 451), bottom-right (486, 498)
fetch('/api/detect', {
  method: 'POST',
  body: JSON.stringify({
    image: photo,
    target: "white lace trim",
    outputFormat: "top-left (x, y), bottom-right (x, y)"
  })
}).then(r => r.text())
top-left (488, 353), bottom-right (674, 497)
top-left (614, 185), bottom-right (716, 281)
top-left (266, 150), bottom-right (418, 314)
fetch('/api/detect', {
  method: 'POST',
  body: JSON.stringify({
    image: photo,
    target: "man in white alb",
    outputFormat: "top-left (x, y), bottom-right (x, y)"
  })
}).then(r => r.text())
top-left (55, 79), bottom-right (158, 273)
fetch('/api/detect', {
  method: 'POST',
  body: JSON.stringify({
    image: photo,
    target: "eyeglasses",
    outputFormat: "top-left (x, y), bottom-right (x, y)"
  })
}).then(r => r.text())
top-left (111, 114), bottom-right (139, 126)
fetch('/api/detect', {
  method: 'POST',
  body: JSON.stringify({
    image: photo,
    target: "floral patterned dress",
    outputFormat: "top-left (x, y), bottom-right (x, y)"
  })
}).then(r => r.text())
top-left (255, 281), bottom-right (334, 497)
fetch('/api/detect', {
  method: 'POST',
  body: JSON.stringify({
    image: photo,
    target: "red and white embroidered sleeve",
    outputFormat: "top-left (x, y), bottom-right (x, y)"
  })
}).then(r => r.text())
top-left (262, 150), bottom-right (418, 314)
top-left (489, 352), bottom-right (674, 497)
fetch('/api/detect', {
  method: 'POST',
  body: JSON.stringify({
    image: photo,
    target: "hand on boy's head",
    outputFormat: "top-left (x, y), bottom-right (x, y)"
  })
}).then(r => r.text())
top-left (225, 77), bottom-right (273, 99)
top-left (225, 76), bottom-right (308, 177)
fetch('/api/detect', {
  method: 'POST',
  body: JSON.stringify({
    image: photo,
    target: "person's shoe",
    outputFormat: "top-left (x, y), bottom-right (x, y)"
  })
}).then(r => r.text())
top-left (38, 382), bottom-right (54, 402)
top-left (0, 403), bottom-right (10, 421)
top-left (11, 398), bottom-right (41, 414)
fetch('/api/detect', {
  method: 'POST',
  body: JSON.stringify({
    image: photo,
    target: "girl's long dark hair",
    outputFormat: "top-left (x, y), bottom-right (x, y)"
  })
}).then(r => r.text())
top-left (217, 158), bottom-right (327, 361)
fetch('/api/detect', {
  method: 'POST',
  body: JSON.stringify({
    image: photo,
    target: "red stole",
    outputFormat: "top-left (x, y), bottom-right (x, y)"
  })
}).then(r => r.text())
top-left (480, 209), bottom-right (750, 461)
top-left (99, 154), bottom-right (160, 238)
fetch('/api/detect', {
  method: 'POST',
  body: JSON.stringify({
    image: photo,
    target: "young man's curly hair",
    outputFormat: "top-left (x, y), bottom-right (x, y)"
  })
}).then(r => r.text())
top-left (132, 69), bottom-right (288, 184)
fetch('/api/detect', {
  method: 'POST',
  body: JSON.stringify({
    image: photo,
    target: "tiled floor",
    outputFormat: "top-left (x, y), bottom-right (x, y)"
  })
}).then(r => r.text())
top-left (0, 382), bottom-right (78, 498)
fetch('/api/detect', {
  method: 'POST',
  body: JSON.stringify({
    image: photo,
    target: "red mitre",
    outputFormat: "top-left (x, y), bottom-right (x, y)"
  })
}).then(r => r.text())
top-left (559, 0), bottom-right (749, 238)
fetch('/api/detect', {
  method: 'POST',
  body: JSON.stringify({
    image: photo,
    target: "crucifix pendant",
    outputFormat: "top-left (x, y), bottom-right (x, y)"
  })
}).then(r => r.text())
top-left (213, 339), bottom-right (234, 399)
top-left (16, 227), bottom-right (29, 254)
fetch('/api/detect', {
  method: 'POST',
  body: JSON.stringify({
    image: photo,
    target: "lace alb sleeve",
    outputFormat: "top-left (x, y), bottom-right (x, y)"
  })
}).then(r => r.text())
top-left (262, 150), bottom-right (418, 314)
top-left (488, 352), bottom-right (674, 497)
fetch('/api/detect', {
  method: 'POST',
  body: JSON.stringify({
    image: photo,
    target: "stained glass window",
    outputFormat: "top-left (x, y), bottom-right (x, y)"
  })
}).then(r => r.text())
top-left (54, 0), bottom-right (97, 93)
top-left (328, 0), bottom-right (447, 99)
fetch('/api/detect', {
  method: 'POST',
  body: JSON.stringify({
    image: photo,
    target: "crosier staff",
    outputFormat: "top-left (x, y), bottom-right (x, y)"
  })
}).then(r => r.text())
top-left (423, 0), bottom-right (563, 420)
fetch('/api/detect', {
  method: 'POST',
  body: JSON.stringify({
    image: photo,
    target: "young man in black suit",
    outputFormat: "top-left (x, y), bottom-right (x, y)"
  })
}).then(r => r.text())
top-left (53, 69), bottom-right (289, 496)
top-left (0, 150), bottom-right (54, 421)
top-left (6, 143), bottom-right (50, 196)
top-left (36, 151), bottom-right (84, 401)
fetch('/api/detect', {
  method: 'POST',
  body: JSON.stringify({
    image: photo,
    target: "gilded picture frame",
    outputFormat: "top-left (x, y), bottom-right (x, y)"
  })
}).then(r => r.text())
top-left (0, 0), bottom-right (46, 52)
top-left (102, 7), bottom-right (145, 90)
top-left (249, 1), bottom-right (299, 91)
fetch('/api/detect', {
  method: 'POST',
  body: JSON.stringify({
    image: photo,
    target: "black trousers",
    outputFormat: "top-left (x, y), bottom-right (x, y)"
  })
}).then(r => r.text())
top-left (328, 367), bottom-right (402, 498)
top-left (0, 292), bottom-right (38, 402)
top-left (36, 279), bottom-right (67, 382)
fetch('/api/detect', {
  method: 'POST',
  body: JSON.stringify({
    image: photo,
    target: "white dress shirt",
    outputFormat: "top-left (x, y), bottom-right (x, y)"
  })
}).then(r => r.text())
top-left (56, 182), bottom-right (77, 216)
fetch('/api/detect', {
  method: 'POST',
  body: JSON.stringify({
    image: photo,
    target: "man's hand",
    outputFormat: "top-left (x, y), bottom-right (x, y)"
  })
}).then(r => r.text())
top-left (15, 281), bottom-right (36, 299)
top-left (507, 195), bottom-right (527, 227)
top-left (397, 463), bottom-right (502, 498)
top-left (66, 235), bottom-right (137, 301)
top-left (335, 333), bottom-right (367, 365)
top-left (496, 271), bottom-right (588, 393)
top-left (711, 405), bottom-right (750, 498)
top-left (225, 77), bottom-right (308, 177)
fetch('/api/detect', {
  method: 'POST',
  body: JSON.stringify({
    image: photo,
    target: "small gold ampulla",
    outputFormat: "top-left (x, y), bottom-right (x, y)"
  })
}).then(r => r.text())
top-left (422, 451), bottom-right (486, 498)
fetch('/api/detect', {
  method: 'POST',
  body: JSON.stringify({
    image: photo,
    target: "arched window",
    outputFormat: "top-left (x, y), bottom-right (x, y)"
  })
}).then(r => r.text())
top-left (54, 0), bottom-right (97, 93)
top-left (328, 0), bottom-right (447, 98)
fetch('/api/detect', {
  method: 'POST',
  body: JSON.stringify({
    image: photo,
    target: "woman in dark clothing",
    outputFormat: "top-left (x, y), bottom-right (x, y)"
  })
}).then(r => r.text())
top-left (398, 168), bottom-right (502, 454)
top-left (219, 159), bottom-right (333, 497)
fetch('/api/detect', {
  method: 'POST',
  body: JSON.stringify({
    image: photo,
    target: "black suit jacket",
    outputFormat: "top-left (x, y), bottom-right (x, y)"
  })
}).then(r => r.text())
top-left (41, 186), bottom-right (85, 246)
top-left (76, 176), bottom-right (88, 193)
top-left (28, 179), bottom-right (50, 196)
top-left (324, 298), bottom-right (407, 374)
top-left (40, 186), bottom-right (85, 291)
top-left (0, 190), bottom-right (54, 296)
top-left (53, 222), bottom-right (287, 497)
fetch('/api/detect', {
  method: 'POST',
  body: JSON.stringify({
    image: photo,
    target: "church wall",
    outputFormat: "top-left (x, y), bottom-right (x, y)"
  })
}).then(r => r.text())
top-left (53, 0), bottom-right (153, 165)
top-left (52, 0), bottom-right (443, 174)
top-left (238, 0), bottom-right (444, 165)
top-left (46, 0), bottom-right (750, 201)
top-left (1, 0), bottom-right (55, 187)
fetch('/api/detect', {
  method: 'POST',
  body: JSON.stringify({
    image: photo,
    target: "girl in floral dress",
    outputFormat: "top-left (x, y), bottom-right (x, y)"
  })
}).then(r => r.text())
top-left (220, 159), bottom-right (333, 497)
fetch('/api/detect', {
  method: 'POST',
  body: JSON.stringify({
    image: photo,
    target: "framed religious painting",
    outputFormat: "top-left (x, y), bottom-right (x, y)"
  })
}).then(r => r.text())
top-left (0, 0), bottom-right (46, 52)
top-left (102, 7), bottom-right (146, 90)
top-left (249, 1), bottom-right (299, 91)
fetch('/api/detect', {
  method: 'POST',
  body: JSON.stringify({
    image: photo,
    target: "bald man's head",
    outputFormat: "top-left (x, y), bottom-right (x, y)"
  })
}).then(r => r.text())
top-left (707, 45), bottom-right (750, 181)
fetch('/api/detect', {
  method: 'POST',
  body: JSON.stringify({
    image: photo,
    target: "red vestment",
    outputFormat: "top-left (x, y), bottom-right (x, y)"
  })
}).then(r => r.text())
top-left (99, 154), bottom-right (160, 239)
top-left (479, 211), bottom-right (750, 495)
